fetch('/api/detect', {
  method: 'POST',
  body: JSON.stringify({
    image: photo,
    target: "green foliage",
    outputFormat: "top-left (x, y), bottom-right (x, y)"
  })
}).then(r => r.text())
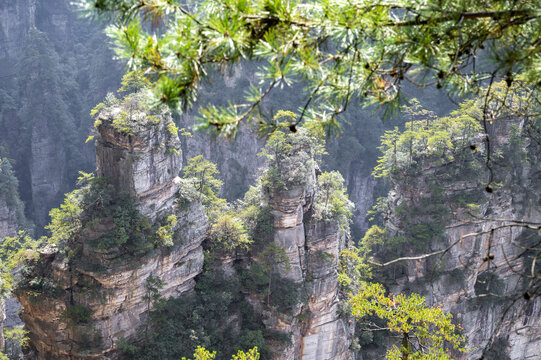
top-left (0, 231), bottom-right (41, 299)
top-left (87, 190), bottom-right (151, 253)
top-left (62, 304), bottom-right (92, 325)
top-left (154, 215), bottom-right (178, 247)
top-left (75, 0), bottom-right (539, 136)
top-left (144, 275), bottom-right (165, 313)
top-left (0, 158), bottom-right (30, 231)
top-left (362, 195), bottom-right (449, 281)
top-left (123, 270), bottom-right (274, 359)
top-left (313, 171), bottom-right (353, 231)
top-left (91, 73), bottom-right (170, 137)
top-left (182, 346), bottom-right (260, 360)
top-left (46, 191), bottom-right (83, 246)
top-left (268, 277), bottom-right (300, 314)
top-left (258, 243), bottom-right (291, 277)
top-left (209, 212), bottom-right (252, 252)
top-left (350, 283), bottom-right (468, 360)
top-left (118, 71), bottom-right (151, 94)
top-left (258, 128), bottom-right (322, 192)
top-left (41, 172), bottom-right (168, 257)
top-left (182, 155), bottom-right (225, 212)
top-left (237, 183), bottom-right (273, 245)
top-left (338, 246), bottom-right (372, 293)
top-left (373, 98), bottom-right (482, 178)
top-left (3, 326), bottom-right (29, 360)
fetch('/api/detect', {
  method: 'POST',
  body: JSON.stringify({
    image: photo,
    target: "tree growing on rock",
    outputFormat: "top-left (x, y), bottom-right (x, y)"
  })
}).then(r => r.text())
top-left (182, 155), bottom-right (225, 212)
top-left (350, 282), bottom-right (468, 360)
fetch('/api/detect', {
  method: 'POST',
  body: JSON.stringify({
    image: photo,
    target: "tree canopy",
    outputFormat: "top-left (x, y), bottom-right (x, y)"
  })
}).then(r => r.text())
top-left (74, 0), bottom-right (540, 136)
top-left (350, 282), bottom-right (468, 360)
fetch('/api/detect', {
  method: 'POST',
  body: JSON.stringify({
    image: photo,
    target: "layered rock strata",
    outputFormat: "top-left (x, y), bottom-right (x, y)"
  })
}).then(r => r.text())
top-left (263, 163), bottom-right (354, 359)
top-left (16, 103), bottom-right (207, 359)
top-left (375, 117), bottom-right (541, 359)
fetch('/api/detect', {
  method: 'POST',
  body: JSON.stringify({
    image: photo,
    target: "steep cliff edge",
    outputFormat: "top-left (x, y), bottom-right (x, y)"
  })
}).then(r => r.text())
top-left (365, 104), bottom-right (541, 359)
top-left (15, 97), bottom-right (207, 359)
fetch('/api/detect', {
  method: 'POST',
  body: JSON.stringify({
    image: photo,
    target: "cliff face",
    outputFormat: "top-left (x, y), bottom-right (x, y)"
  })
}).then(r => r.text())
top-left (376, 116), bottom-right (541, 359)
top-left (255, 134), bottom-right (354, 360)
top-left (0, 203), bottom-right (18, 239)
top-left (0, 0), bottom-right (35, 62)
top-left (15, 103), bottom-right (207, 359)
top-left (0, 0), bottom-right (123, 232)
top-left (264, 187), bottom-right (353, 360)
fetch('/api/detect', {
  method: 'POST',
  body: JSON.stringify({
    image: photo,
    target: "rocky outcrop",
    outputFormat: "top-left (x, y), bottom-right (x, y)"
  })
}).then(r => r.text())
top-left (259, 137), bottom-right (354, 360)
top-left (179, 115), bottom-right (265, 202)
top-left (373, 116), bottom-right (541, 359)
top-left (95, 103), bottom-right (183, 221)
top-left (15, 103), bottom-right (207, 359)
top-left (301, 219), bottom-right (354, 360)
top-left (264, 187), bottom-right (354, 360)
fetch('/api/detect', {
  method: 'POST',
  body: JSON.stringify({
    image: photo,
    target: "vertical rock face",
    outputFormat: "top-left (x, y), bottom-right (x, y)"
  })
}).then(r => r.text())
top-left (301, 219), bottom-right (353, 360)
top-left (0, 0), bottom-right (35, 62)
top-left (179, 115), bottom-right (265, 201)
top-left (30, 114), bottom-right (68, 229)
top-left (346, 168), bottom-right (377, 235)
top-left (95, 104), bottom-right (183, 220)
top-left (377, 117), bottom-right (541, 360)
top-left (0, 202), bottom-right (18, 239)
top-left (262, 151), bottom-right (354, 360)
top-left (16, 104), bottom-right (207, 359)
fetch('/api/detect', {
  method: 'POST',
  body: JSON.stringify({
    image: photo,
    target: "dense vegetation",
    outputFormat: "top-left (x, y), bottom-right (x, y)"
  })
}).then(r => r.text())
top-left (3, 2), bottom-right (539, 359)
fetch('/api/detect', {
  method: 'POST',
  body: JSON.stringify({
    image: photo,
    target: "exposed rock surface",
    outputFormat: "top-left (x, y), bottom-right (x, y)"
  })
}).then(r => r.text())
top-left (0, 0), bottom-right (35, 62)
top-left (15, 105), bottom-right (207, 359)
top-left (95, 104), bottom-right (183, 221)
top-left (261, 159), bottom-right (354, 360)
top-left (372, 116), bottom-right (541, 359)
top-left (178, 102), bottom-right (265, 202)
top-left (0, 201), bottom-right (18, 239)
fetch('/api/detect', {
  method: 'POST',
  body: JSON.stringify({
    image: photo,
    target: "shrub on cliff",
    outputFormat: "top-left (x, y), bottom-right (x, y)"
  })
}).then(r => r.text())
top-left (124, 269), bottom-right (273, 359)
top-left (182, 346), bottom-right (260, 360)
top-left (208, 212), bottom-right (251, 252)
top-left (373, 97), bottom-right (483, 179)
top-left (313, 171), bottom-right (354, 231)
top-left (182, 155), bottom-right (226, 214)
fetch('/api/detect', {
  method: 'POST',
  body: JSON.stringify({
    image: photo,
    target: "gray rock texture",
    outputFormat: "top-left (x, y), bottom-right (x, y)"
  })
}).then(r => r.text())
top-left (372, 116), bottom-right (541, 360)
top-left (0, 200), bottom-right (18, 239)
top-left (16, 105), bottom-right (207, 359)
top-left (261, 155), bottom-right (354, 360)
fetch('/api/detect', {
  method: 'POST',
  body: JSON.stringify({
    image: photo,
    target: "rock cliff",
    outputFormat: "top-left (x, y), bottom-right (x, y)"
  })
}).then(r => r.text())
top-left (264, 191), bottom-right (354, 360)
top-left (369, 115), bottom-right (541, 359)
top-left (251, 131), bottom-right (355, 360)
top-left (15, 100), bottom-right (207, 359)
